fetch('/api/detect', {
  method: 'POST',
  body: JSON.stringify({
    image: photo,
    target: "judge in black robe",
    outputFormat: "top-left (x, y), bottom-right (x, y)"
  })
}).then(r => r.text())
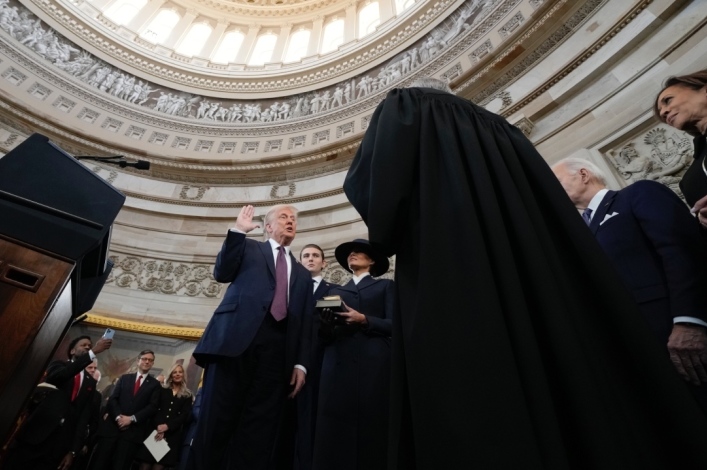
top-left (343, 81), bottom-right (707, 469)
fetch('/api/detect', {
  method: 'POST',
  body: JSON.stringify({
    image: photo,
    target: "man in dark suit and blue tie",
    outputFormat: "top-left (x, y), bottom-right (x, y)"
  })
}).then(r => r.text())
top-left (553, 157), bottom-right (707, 410)
top-left (5, 335), bottom-right (111, 470)
top-left (188, 204), bottom-right (313, 470)
top-left (89, 349), bottom-right (160, 470)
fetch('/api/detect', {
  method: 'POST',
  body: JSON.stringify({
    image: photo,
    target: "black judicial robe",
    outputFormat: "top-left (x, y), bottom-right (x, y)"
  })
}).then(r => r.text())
top-left (343, 87), bottom-right (707, 469)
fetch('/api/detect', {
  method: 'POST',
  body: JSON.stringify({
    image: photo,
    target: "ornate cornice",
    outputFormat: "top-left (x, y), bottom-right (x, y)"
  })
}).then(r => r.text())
top-left (27, 0), bottom-right (469, 94)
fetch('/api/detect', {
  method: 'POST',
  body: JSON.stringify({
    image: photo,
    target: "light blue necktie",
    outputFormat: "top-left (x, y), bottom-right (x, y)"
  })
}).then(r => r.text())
top-left (581, 208), bottom-right (593, 226)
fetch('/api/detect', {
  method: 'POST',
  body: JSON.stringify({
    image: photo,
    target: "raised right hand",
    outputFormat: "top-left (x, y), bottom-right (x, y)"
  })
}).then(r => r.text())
top-left (234, 205), bottom-right (260, 233)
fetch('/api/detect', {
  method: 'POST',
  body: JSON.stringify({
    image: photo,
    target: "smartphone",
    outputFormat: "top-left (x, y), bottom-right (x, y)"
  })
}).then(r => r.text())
top-left (102, 328), bottom-right (115, 340)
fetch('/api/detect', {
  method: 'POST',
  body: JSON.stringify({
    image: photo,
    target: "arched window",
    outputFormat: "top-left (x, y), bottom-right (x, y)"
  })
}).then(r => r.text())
top-left (320, 19), bottom-right (344, 54)
top-left (358, 2), bottom-right (380, 38)
top-left (248, 33), bottom-right (277, 66)
top-left (212, 30), bottom-right (245, 64)
top-left (395, 0), bottom-right (415, 14)
top-left (140, 9), bottom-right (179, 44)
top-left (175, 23), bottom-right (212, 57)
top-left (104, 0), bottom-right (146, 25)
top-left (284, 29), bottom-right (310, 63)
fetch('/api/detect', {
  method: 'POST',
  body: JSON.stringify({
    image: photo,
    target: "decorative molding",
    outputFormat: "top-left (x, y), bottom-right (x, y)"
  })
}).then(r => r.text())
top-left (77, 107), bottom-right (99, 123)
top-left (270, 182), bottom-right (297, 199)
top-left (195, 139), bottom-right (214, 152)
top-left (125, 125), bottom-right (145, 139)
top-left (101, 117), bottom-right (122, 132)
top-left (179, 185), bottom-right (209, 200)
top-left (469, 39), bottom-right (493, 64)
top-left (264, 139), bottom-right (283, 152)
top-left (441, 62), bottom-right (463, 82)
top-left (28, 82), bottom-right (51, 100)
top-left (606, 125), bottom-right (693, 198)
top-left (52, 95), bottom-right (76, 112)
top-left (2, 66), bottom-right (27, 85)
top-left (312, 129), bottom-right (330, 144)
top-left (24, 0), bottom-right (498, 94)
top-left (498, 11), bottom-right (525, 39)
top-left (106, 254), bottom-right (223, 298)
top-left (288, 135), bottom-right (306, 150)
top-left (149, 131), bottom-right (169, 145)
top-left (85, 313), bottom-right (204, 340)
top-left (172, 136), bottom-right (191, 149)
top-left (336, 121), bottom-right (354, 138)
top-left (241, 141), bottom-right (259, 153)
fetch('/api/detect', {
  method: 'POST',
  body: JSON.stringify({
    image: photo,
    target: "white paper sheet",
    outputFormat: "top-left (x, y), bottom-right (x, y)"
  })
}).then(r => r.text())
top-left (143, 429), bottom-right (170, 462)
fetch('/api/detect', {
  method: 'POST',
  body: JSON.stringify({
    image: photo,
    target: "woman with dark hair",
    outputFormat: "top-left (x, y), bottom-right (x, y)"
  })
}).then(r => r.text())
top-left (136, 364), bottom-right (193, 470)
top-left (654, 69), bottom-right (707, 223)
top-left (312, 239), bottom-right (397, 470)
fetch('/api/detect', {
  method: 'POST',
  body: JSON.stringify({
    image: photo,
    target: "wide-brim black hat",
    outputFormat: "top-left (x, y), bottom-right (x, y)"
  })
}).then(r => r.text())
top-left (334, 239), bottom-right (389, 277)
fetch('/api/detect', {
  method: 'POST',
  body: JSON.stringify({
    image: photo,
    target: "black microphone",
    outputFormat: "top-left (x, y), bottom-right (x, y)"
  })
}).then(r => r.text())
top-left (120, 160), bottom-right (151, 170)
top-left (75, 155), bottom-right (151, 171)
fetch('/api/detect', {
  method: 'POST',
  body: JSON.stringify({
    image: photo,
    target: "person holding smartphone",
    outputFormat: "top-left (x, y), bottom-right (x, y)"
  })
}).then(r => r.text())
top-left (4, 334), bottom-right (112, 470)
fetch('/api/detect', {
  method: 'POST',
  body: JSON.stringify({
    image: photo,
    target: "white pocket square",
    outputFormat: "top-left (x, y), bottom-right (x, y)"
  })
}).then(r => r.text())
top-left (600, 212), bottom-right (619, 225)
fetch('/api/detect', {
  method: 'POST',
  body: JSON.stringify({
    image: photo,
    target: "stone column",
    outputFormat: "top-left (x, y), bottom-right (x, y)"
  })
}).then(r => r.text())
top-left (271, 23), bottom-right (293, 63)
top-left (234, 24), bottom-right (262, 64)
top-left (162, 8), bottom-right (199, 49)
top-left (126, 0), bottom-right (167, 33)
top-left (306, 16), bottom-right (324, 57)
top-left (199, 20), bottom-right (229, 59)
top-left (378, 0), bottom-right (394, 22)
top-left (344, 3), bottom-right (357, 42)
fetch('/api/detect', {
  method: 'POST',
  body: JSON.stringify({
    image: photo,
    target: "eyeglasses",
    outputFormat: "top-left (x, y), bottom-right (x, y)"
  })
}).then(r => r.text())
top-left (139, 357), bottom-right (155, 362)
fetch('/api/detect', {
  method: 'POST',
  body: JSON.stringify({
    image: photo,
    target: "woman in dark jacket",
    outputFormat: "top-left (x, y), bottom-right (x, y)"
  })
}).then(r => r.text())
top-left (136, 364), bottom-right (193, 470)
top-left (312, 239), bottom-right (397, 470)
top-left (654, 69), bottom-right (707, 219)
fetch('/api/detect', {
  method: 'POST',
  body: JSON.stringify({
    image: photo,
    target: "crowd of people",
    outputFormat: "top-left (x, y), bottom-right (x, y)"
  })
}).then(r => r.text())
top-left (4, 69), bottom-right (707, 469)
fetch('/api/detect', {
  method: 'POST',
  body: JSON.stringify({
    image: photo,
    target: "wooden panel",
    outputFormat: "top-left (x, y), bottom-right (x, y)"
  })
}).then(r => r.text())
top-left (0, 237), bottom-right (75, 445)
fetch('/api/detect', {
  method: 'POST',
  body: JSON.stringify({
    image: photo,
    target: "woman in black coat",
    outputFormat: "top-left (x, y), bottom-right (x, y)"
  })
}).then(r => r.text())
top-left (136, 364), bottom-right (193, 470)
top-left (654, 69), bottom-right (707, 217)
top-left (312, 239), bottom-right (397, 470)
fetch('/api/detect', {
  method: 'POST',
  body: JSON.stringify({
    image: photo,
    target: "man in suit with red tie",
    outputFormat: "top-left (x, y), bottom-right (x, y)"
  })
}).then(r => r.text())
top-left (89, 349), bottom-right (160, 470)
top-left (552, 157), bottom-right (707, 410)
top-left (4, 335), bottom-right (112, 470)
top-left (188, 204), bottom-right (313, 470)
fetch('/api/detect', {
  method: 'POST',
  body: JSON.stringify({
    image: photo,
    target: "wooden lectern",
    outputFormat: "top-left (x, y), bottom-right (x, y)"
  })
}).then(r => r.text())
top-left (0, 134), bottom-right (125, 446)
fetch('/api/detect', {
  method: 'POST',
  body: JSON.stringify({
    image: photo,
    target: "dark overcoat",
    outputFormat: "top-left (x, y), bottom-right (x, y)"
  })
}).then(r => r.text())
top-left (312, 276), bottom-right (396, 470)
top-left (343, 87), bottom-right (707, 469)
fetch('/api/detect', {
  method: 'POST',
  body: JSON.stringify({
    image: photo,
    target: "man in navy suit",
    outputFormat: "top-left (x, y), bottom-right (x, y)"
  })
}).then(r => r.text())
top-left (89, 349), bottom-right (160, 470)
top-left (5, 335), bottom-right (111, 470)
top-left (188, 204), bottom-right (313, 470)
top-left (553, 157), bottom-right (707, 409)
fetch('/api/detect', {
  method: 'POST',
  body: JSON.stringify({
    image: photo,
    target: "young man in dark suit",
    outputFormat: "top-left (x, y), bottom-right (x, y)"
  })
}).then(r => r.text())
top-left (188, 204), bottom-right (313, 470)
top-left (291, 244), bottom-right (332, 470)
top-left (5, 335), bottom-right (112, 470)
top-left (553, 157), bottom-right (707, 409)
top-left (89, 349), bottom-right (160, 470)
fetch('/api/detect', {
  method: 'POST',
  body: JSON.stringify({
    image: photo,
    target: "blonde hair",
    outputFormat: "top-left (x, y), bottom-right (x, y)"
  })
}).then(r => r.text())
top-left (164, 364), bottom-right (192, 398)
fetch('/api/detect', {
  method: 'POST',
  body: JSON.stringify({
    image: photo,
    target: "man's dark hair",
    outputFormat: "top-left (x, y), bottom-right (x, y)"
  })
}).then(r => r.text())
top-left (67, 335), bottom-right (92, 359)
top-left (300, 244), bottom-right (325, 260)
top-left (138, 349), bottom-right (155, 358)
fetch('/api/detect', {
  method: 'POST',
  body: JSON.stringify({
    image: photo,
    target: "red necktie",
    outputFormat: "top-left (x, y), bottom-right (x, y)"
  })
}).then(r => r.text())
top-left (133, 375), bottom-right (142, 396)
top-left (270, 246), bottom-right (288, 321)
top-left (71, 373), bottom-right (80, 401)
